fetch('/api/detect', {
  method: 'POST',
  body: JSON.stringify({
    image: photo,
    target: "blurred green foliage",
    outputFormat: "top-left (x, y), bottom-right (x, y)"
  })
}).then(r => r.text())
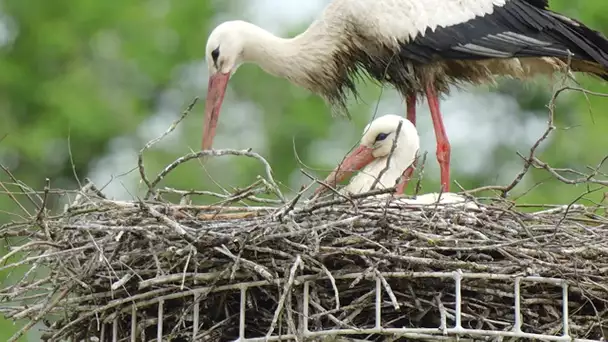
top-left (0, 1), bottom-right (607, 340)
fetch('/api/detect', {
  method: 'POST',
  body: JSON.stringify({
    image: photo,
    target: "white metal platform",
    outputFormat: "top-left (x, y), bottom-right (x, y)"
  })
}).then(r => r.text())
top-left (98, 270), bottom-right (604, 342)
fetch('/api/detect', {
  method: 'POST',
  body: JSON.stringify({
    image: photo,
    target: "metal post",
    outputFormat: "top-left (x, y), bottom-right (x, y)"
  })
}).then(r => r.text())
top-left (453, 270), bottom-right (463, 331)
top-left (240, 287), bottom-right (247, 339)
top-left (375, 277), bottom-right (382, 329)
top-left (303, 281), bottom-right (310, 334)
top-left (131, 305), bottom-right (137, 342)
top-left (514, 277), bottom-right (522, 332)
top-left (562, 282), bottom-right (569, 337)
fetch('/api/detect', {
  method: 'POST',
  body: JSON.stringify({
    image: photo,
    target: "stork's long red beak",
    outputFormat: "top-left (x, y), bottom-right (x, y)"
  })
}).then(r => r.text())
top-left (202, 72), bottom-right (230, 150)
top-left (314, 145), bottom-right (375, 196)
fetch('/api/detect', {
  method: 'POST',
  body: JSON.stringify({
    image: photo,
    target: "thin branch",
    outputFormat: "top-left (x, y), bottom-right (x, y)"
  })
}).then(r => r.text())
top-left (0, 163), bottom-right (39, 213)
top-left (138, 97), bottom-right (198, 196)
top-left (146, 149), bottom-right (285, 202)
top-left (370, 120), bottom-right (403, 191)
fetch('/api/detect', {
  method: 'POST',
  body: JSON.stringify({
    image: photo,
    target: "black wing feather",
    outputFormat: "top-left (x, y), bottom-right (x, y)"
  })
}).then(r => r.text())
top-left (523, 0), bottom-right (549, 9)
top-left (400, 0), bottom-right (608, 72)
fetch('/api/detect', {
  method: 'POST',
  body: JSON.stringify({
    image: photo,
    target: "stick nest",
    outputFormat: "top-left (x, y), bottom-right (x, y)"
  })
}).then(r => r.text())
top-left (1, 184), bottom-right (608, 342)
top-left (2, 88), bottom-right (608, 341)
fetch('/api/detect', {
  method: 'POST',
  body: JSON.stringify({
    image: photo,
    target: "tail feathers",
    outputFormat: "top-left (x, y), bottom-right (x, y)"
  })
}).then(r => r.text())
top-left (571, 60), bottom-right (608, 81)
top-left (545, 11), bottom-right (608, 78)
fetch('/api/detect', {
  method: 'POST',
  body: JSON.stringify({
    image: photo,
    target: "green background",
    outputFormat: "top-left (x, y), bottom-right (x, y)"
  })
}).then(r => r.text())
top-left (0, 1), bottom-right (607, 340)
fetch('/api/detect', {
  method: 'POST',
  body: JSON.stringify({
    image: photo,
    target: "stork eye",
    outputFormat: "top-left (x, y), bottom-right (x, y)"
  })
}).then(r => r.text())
top-left (375, 133), bottom-right (389, 141)
top-left (211, 47), bottom-right (220, 63)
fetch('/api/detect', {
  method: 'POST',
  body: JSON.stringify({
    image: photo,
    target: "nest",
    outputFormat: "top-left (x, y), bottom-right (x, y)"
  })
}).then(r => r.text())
top-left (1, 179), bottom-right (608, 342)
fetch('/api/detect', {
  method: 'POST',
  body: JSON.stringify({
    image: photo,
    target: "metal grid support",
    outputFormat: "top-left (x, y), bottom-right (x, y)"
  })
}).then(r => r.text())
top-left (102, 270), bottom-right (599, 342)
top-left (230, 270), bottom-right (598, 342)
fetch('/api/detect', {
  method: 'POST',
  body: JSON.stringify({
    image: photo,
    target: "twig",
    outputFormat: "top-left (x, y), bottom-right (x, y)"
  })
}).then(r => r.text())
top-left (303, 168), bottom-right (353, 202)
top-left (273, 183), bottom-right (316, 221)
top-left (370, 120), bottom-right (403, 191)
top-left (214, 245), bottom-right (274, 282)
top-left (0, 241), bottom-right (62, 266)
top-left (111, 273), bottom-right (133, 291)
top-left (0, 163), bottom-right (39, 213)
top-left (321, 264), bottom-right (340, 311)
top-left (140, 202), bottom-right (195, 243)
top-left (265, 255), bottom-right (302, 338)
top-left (297, 186), bottom-right (397, 214)
top-left (499, 86), bottom-right (558, 197)
top-left (376, 270), bottom-right (400, 310)
top-left (413, 152), bottom-right (428, 196)
top-left (435, 294), bottom-right (448, 334)
top-left (36, 178), bottom-right (50, 222)
top-left (8, 284), bottom-right (73, 342)
top-left (67, 130), bottom-right (83, 189)
top-left (464, 85), bottom-right (582, 197)
top-left (0, 181), bottom-right (30, 217)
top-left (138, 97), bottom-right (198, 197)
top-left (158, 187), bottom-right (281, 204)
top-left (529, 156), bottom-right (608, 186)
top-left (147, 149), bottom-right (285, 202)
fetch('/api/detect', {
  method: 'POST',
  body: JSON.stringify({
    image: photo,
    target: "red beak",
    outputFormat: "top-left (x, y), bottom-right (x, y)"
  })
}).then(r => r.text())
top-left (202, 72), bottom-right (230, 150)
top-left (314, 145), bottom-right (375, 195)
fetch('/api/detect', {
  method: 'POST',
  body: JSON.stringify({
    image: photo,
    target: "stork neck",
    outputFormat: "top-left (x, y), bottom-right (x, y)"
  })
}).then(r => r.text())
top-left (241, 21), bottom-right (335, 89)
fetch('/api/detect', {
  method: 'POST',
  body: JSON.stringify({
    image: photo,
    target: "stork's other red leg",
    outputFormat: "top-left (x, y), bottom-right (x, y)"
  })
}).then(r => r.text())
top-left (395, 166), bottom-right (414, 194)
top-left (425, 84), bottom-right (451, 192)
top-left (406, 93), bottom-right (416, 126)
top-left (396, 93), bottom-right (418, 194)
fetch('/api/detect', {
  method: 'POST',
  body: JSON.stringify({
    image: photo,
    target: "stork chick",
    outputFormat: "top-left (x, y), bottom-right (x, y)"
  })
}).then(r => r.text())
top-left (316, 114), bottom-right (419, 196)
top-left (314, 114), bottom-right (480, 211)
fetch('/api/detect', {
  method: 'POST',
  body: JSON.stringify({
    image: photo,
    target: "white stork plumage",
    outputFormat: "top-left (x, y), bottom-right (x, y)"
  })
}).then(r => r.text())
top-left (315, 114), bottom-right (419, 195)
top-left (396, 192), bottom-right (480, 210)
top-left (201, 0), bottom-right (608, 192)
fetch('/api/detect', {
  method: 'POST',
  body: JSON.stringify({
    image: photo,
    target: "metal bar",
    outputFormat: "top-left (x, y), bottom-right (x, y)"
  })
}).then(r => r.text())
top-left (303, 281), bottom-right (309, 333)
top-left (375, 277), bottom-right (381, 329)
top-left (240, 286), bottom-right (247, 339)
top-left (221, 272), bottom-right (596, 342)
top-left (157, 300), bottom-right (164, 342)
top-left (562, 282), bottom-right (569, 337)
top-left (513, 277), bottom-right (522, 332)
top-left (112, 319), bottom-right (118, 342)
top-left (180, 272), bottom-right (569, 298)
top-left (193, 296), bottom-right (200, 338)
top-left (141, 324), bottom-right (146, 342)
top-left (233, 327), bottom-right (600, 342)
top-left (453, 270), bottom-right (462, 331)
top-left (131, 305), bottom-right (137, 342)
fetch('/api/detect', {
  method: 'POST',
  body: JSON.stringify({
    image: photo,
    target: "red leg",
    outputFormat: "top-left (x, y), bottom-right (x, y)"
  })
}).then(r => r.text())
top-left (396, 93), bottom-right (418, 194)
top-left (425, 84), bottom-right (451, 192)
top-left (396, 166), bottom-right (414, 194)
top-left (406, 93), bottom-right (416, 126)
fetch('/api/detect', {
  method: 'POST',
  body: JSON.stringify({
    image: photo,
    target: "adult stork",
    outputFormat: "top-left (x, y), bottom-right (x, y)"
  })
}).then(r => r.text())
top-left (202, 0), bottom-right (608, 192)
